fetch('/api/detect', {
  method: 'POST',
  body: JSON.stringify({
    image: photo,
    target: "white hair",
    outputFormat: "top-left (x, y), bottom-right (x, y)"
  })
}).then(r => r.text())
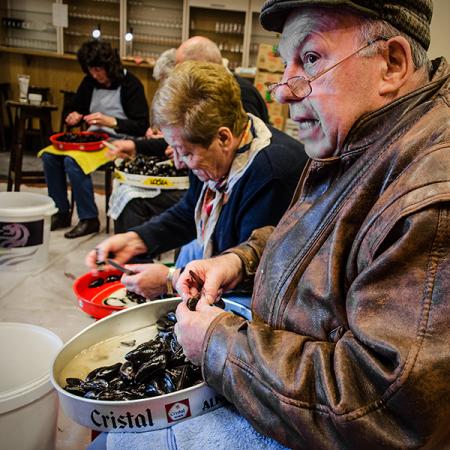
top-left (153, 48), bottom-right (176, 81)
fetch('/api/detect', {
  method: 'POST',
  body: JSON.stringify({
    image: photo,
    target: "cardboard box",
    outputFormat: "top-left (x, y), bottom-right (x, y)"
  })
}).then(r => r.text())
top-left (270, 114), bottom-right (285, 131)
top-left (266, 101), bottom-right (288, 118)
top-left (256, 43), bottom-right (285, 73)
top-left (254, 70), bottom-right (282, 99)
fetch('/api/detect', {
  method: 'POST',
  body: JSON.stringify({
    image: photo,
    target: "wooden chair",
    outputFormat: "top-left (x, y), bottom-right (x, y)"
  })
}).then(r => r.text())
top-left (0, 82), bottom-right (12, 152)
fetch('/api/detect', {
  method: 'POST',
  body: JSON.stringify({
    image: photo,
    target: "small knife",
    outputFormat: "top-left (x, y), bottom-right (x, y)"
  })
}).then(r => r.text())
top-left (106, 259), bottom-right (137, 276)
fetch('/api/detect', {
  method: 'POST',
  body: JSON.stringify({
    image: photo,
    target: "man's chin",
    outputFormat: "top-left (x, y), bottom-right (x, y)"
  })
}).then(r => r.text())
top-left (303, 142), bottom-right (335, 160)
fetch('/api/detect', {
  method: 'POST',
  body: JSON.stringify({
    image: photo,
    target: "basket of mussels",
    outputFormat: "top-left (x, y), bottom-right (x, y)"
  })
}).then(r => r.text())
top-left (50, 132), bottom-right (109, 151)
top-left (51, 298), bottom-right (251, 432)
top-left (114, 155), bottom-right (189, 189)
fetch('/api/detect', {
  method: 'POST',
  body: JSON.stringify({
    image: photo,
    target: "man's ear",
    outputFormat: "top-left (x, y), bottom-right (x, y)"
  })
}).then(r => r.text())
top-left (378, 36), bottom-right (414, 97)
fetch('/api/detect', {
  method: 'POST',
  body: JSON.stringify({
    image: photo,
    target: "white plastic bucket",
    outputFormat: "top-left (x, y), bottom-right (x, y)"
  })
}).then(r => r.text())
top-left (0, 323), bottom-right (63, 450)
top-left (0, 192), bottom-right (57, 271)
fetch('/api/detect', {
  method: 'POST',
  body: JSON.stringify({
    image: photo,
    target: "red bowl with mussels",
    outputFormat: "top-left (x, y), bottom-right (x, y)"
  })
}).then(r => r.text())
top-left (50, 131), bottom-right (109, 151)
top-left (73, 270), bottom-right (125, 319)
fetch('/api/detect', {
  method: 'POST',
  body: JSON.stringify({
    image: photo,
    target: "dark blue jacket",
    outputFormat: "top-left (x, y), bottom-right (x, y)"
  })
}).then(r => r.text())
top-left (131, 126), bottom-right (307, 258)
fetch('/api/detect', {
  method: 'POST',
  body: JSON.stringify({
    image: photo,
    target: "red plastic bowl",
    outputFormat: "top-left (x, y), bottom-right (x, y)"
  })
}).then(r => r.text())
top-left (73, 270), bottom-right (125, 319)
top-left (50, 131), bottom-right (109, 151)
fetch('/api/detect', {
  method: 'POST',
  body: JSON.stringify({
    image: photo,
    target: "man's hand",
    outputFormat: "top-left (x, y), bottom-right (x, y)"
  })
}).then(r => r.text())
top-left (106, 139), bottom-right (137, 160)
top-left (174, 300), bottom-right (225, 366)
top-left (85, 232), bottom-right (148, 274)
top-left (176, 253), bottom-right (244, 306)
top-left (121, 263), bottom-right (169, 299)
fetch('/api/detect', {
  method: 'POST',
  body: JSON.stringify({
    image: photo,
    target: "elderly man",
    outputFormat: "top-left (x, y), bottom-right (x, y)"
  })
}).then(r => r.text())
top-left (176, 36), bottom-right (269, 123)
top-left (174, 1), bottom-right (450, 449)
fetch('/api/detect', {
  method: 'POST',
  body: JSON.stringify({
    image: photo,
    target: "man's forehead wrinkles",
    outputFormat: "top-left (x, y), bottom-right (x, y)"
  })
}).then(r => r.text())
top-left (279, 13), bottom-right (323, 57)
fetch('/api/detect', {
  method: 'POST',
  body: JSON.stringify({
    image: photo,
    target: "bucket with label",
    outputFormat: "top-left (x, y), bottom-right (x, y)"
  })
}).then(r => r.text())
top-left (0, 192), bottom-right (57, 271)
top-left (0, 323), bottom-right (63, 450)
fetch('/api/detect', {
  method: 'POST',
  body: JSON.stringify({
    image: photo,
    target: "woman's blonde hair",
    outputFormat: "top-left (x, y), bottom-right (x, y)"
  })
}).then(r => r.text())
top-left (151, 61), bottom-right (247, 147)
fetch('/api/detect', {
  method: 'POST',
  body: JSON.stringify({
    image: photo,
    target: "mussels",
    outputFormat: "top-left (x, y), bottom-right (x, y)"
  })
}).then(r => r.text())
top-left (116, 154), bottom-right (188, 177)
top-left (63, 311), bottom-right (202, 401)
top-left (57, 132), bottom-right (106, 143)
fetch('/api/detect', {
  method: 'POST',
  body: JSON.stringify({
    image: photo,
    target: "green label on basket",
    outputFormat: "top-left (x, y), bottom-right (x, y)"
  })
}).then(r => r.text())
top-left (0, 220), bottom-right (44, 248)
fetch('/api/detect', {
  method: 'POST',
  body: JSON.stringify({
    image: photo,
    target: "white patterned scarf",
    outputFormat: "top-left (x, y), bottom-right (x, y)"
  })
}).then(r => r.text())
top-left (194, 114), bottom-right (272, 258)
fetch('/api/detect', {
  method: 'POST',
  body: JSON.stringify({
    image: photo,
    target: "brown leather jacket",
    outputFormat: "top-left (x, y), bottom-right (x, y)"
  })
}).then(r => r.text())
top-left (202, 58), bottom-right (450, 450)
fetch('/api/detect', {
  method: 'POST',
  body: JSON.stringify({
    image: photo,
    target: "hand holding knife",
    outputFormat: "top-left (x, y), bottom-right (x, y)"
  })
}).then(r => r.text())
top-left (106, 258), bottom-right (137, 276)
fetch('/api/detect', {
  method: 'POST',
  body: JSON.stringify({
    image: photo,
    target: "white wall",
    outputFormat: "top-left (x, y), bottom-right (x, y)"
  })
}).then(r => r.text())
top-left (429, 0), bottom-right (450, 60)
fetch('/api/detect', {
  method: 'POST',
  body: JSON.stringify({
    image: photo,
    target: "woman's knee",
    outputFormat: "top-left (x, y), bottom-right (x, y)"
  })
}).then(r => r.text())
top-left (64, 157), bottom-right (83, 175)
top-left (42, 152), bottom-right (61, 169)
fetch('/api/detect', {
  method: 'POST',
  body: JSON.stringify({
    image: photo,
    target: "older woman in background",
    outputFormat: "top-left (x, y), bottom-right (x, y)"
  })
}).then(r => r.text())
top-left (87, 61), bottom-right (307, 299)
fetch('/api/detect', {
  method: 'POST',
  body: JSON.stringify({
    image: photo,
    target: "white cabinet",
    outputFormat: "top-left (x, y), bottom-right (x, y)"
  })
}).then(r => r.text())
top-left (125, 0), bottom-right (184, 59)
top-left (0, 0), bottom-right (282, 69)
top-left (186, 0), bottom-right (249, 70)
top-left (63, 0), bottom-right (120, 55)
top-left (188, 0), bottom-right (248, 12)
top-left (0, 0), bottom-right (57, 52)
top-left (248, 0), bottom-right (280, 67)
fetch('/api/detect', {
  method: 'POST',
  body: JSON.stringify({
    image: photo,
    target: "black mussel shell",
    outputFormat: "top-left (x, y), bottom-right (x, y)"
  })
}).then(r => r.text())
top-left (105, 275), bottom-right (121, 283)
top-left (89, 278), bottom-right (104, 288)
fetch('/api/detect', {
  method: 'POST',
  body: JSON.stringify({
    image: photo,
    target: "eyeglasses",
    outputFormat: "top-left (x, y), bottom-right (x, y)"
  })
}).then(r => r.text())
top-left (266, 37), bottom-right (387, 102)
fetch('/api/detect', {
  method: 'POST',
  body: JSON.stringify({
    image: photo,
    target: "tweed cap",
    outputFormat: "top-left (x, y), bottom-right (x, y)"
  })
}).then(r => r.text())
top-left (260, 0), bottom-right (433, 50)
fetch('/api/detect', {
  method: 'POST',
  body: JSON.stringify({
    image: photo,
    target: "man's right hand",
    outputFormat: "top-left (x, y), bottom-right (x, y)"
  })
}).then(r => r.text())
top-left (85, 232), bottom-right (148, 274)
top-left (175, 253), bottom-right (244, 306)
top-left (107, 139), bottom-right (137, 160)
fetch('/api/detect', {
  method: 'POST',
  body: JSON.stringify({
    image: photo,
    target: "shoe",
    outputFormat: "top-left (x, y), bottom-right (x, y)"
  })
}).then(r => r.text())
top-left (51, 212), bottom-right (72, 231)
top-left (64, 218), bottom-right (100, 239)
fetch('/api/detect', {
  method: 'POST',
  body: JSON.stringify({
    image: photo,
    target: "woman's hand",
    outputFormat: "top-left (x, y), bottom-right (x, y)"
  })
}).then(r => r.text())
top-left (106, 139), bottom-right (136, 160)
top-left (176, 253), bottom-right (244, 306)
top-left (145, 127), bottom-right (164, 139)
top-left (65, 111), bottom-right (83, 126)
top-left (84, 112), bottom-right (117, 128)
top-left (121, 263), bottom-right (170, 299)
top-left (85, 232), bottom-right (148, 274)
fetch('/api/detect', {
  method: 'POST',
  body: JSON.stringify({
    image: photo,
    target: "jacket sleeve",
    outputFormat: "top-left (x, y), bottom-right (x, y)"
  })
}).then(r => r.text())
top-left (202, 204), bottom-right (450, 449)
top-left (224, 226), bottom-right (274, 280)
top-left (130, 173), bottom-right (200, 257)
top-left (117, 73), bottom-right (149, 137)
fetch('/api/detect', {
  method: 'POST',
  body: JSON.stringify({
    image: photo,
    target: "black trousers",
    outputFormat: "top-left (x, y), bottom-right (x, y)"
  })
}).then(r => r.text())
top-left (114, 190), bottom-right (186, 233)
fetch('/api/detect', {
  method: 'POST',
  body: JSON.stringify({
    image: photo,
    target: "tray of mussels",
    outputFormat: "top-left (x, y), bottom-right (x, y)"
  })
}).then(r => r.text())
top-left (51, 298), bottom-right (251, 432)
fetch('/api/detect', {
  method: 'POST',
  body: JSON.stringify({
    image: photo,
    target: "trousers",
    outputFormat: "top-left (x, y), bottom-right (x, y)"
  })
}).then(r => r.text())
top-left (42, 153), bottom-right (98, 220)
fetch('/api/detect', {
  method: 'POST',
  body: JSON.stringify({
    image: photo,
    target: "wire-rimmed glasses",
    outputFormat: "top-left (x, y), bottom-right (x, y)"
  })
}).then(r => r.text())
top-left (266, 37), bottom-right (387, 102)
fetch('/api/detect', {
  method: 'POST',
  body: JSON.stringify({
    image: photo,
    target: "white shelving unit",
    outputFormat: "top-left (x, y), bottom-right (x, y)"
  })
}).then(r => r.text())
top-left (0, 0), bottom-right (281, 69)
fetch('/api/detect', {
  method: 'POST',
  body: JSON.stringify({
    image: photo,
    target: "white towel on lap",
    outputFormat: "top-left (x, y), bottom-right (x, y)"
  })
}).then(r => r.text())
top-left (106, 405), bottom-right (289, 450)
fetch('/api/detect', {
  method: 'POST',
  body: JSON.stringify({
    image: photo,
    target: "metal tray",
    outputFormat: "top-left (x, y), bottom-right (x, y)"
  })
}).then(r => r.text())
top-left (51, 297), bottom-right (250, 432)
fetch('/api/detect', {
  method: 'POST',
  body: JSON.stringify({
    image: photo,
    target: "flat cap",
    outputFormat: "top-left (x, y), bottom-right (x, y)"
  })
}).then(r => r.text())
top-left (260, 0), bottom-right (433, 50)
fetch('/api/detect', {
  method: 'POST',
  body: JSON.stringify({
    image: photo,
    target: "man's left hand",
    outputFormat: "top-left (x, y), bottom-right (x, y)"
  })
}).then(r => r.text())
top-left (175, 301), bottom-right (225, 366)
